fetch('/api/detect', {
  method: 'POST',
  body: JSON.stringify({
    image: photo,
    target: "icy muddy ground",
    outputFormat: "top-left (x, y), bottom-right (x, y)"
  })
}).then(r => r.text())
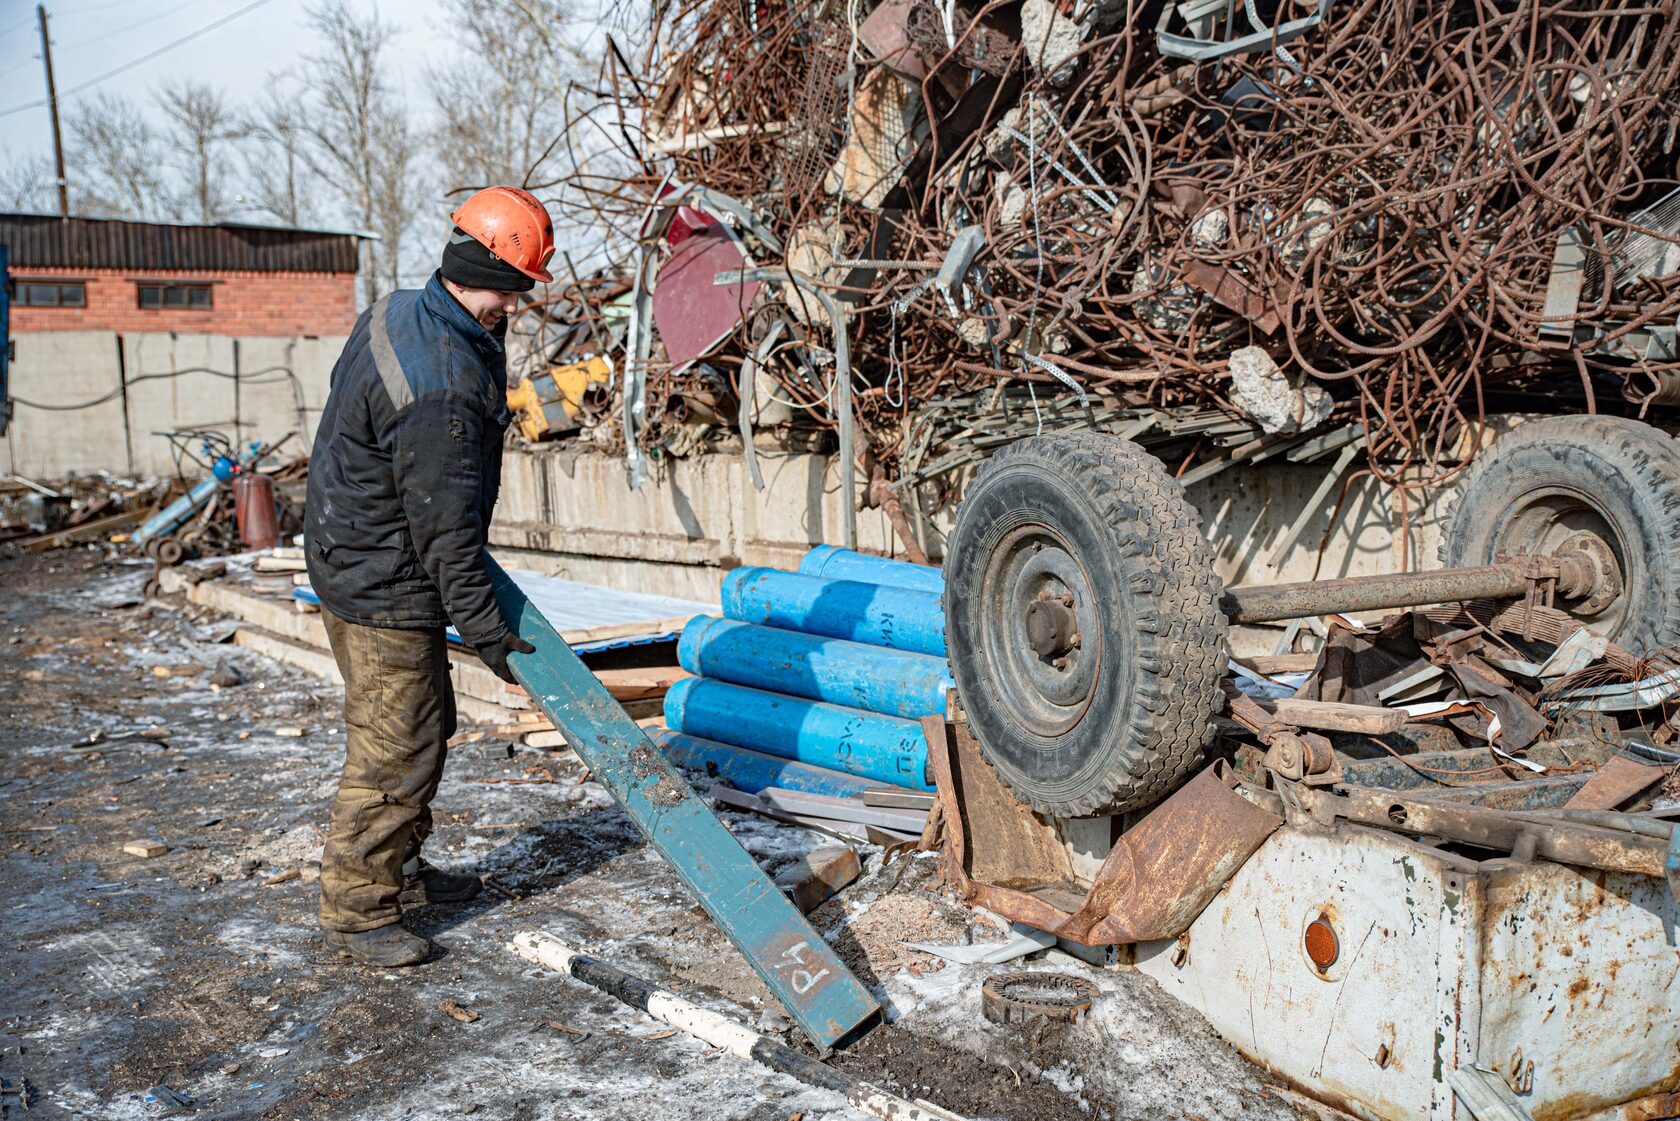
top-left (0, 552), bottom-right (1296, 1121)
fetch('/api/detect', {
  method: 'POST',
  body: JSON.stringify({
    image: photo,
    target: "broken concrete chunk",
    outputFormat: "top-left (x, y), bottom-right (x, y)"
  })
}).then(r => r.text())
top-left (1130, 256), bottom-right (1200, 331)
top-left (783, 219), bottom-right (853, 325)
top-left (1228, 346), bottom-right (1333, 435)
top-left (1190, 207), bottom-right (1230, 247)
top-left (982, 100), bottom-right (1061, 168)
top-left (956, 316), bottom-right (991, 348)
top-left (1020, 0), bottom-right (1091, 86)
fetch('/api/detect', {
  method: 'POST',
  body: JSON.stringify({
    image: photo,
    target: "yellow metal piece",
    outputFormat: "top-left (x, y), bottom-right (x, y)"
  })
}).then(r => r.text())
top-left (507, 355), bottom-right (613, 442)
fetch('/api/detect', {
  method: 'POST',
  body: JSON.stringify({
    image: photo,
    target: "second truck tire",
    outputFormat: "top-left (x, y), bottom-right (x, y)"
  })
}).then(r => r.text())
top-left (1440, 415), bottom-right (1680, 654)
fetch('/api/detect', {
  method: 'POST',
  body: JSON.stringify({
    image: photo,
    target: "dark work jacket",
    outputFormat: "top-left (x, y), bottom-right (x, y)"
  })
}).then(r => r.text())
top-left (304, 272), bottom-right (513, 648)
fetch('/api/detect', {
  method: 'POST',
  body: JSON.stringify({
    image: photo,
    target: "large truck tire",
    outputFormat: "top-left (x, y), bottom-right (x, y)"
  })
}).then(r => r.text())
top-left (1440, 414), bottom-right (1680, 653)
top-left (944, 433), bottom-right (1228, 817)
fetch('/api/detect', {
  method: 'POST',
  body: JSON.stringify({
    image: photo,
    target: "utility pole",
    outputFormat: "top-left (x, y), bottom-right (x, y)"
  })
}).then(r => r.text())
top-left (37, 4), bottom-right (69, 218)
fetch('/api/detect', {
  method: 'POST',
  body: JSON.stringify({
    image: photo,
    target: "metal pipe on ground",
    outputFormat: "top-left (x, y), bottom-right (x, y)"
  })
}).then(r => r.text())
top-left (798, 545), bottom-right (946, 594)
top-left (509, 931), bottom-right (966, 1121)
top-left (721, 568), bottom-right (947, 657)
top-left (664, 677), bottom-right (934, 791)
top-left (679, 616), bottom-right (954, 719)
top-left (649, 728), bottom-right (880, 798)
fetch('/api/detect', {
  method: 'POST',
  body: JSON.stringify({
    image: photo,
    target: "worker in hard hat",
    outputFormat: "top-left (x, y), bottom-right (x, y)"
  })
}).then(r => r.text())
top-left (304, 187), bottom-right (555, 967)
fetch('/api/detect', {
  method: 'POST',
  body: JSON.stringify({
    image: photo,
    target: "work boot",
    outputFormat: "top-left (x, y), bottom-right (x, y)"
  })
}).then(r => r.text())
top-left (398, 857), bottom-right (482, 906)
top-left (323, 924), bottom-right (432, 967)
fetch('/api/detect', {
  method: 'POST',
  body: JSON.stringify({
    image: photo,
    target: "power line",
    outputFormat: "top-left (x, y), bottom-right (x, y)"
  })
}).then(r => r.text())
top-left (0, 0), bottom-right (276, 120)
top-left (52, 0), bottom-right (165, 15)
top-left (60, 0), bottom-right (207, 54)
top-left (0, 0), bottom-right (201, 78)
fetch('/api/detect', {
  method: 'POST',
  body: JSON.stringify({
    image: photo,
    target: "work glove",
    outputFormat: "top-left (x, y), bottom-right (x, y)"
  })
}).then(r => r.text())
top-left (476, 630), bottom-right (535, 684)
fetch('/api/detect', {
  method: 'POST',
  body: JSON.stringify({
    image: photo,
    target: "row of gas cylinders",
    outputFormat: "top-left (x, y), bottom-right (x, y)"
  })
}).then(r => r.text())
top-left (651, 545), bottom-right (949, 796)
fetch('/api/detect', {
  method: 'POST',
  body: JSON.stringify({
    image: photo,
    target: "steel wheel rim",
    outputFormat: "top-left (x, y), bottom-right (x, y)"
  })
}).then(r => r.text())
top-left (977, 524), bottom-right (1103, 738)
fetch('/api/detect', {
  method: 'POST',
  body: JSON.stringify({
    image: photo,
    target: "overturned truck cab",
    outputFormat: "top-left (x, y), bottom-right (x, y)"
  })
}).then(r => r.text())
top-left (936, 417), bottom-right (1680, 1121)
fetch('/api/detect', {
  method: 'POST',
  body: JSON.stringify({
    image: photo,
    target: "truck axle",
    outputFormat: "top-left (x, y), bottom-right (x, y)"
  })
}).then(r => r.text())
top-left (1218, 541), bottom-right (1618, 625)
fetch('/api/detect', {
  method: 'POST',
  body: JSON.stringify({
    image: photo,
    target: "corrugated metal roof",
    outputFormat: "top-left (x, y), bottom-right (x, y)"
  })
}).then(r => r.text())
top-left (0, 214), bottom-right (362, 274)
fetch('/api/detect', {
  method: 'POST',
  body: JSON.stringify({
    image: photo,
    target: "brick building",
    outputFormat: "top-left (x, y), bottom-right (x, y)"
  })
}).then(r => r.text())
top-left (0, 214), bottom-right (362, 337)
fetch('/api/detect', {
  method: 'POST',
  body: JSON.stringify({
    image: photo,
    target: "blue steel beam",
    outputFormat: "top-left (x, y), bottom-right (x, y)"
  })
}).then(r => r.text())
top-left (489, 557), bottom-right (880, 1051)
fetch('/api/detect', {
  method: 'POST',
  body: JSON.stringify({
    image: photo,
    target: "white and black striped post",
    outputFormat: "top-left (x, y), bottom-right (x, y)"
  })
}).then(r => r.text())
top-left (509, 931), bottom-right (967, 1121)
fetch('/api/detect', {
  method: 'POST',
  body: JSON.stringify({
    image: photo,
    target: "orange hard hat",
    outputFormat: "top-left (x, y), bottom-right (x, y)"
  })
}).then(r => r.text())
top-left (450, 186), bottom-right (556, 284)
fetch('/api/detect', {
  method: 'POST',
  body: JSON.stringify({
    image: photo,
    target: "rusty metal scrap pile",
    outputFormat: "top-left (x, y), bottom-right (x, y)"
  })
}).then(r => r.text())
top-left (555, 0), bottom-right (1680, 497)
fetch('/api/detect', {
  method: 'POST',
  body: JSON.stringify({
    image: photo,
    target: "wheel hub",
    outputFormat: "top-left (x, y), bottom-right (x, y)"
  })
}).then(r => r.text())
top-left (980, 527), bottom-right (1102, 738)
top-left (1024, 593), bottom-right (1080, 661)
top-left (1552, 530), bottom-right (1623, 616)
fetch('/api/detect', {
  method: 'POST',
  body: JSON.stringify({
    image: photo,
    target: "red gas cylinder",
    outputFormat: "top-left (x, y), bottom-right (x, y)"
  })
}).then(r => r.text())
top-left (233, 473), bottom-right (280, 551)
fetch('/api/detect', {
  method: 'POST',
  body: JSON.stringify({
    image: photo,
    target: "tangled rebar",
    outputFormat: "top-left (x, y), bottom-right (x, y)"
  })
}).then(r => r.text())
top-left (539, 0), bottom-right (1680, 511)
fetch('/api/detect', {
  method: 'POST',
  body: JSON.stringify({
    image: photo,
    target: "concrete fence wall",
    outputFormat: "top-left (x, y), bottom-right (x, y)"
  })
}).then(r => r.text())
top-left (488, 442), bottom-right (1460, 606)
top-left (1, 330), bottom-right (344, 478)
top-left (2, 326), bottom-right (1469, 629)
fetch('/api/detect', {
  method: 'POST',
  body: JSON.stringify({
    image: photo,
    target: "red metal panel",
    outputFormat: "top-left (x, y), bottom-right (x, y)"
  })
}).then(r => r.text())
top-left (651, 228), bottom-right (761, 369)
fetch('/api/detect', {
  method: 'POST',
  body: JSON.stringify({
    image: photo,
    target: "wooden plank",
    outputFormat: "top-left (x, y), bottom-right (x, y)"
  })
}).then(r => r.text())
top-left (253, 556), bottom-right (308, 573)
top-left (189, 578), bottom-right (681, 709)
top-left (1253, 697), bottom-right (1407, 734)
top-left (1234, 653), bottom-right (1320, 675)
top-left (489, 557), bottom-right (878, 1050)
top-left (589, 665), bottom-right (690, 701)
top-left (561, 615), bottom-right (693, 645)
top-left (773, 845), bottom-right (861, 913)
top-left (24, 509), bottom-right (144, 552)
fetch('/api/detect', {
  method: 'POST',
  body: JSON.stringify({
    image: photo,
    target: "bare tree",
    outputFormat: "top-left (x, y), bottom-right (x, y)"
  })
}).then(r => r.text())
top-left (427, 0), bottom-right (586, 198)
top-left (65, 91), bottom-right (180, 220)
top-left (155, 79), bottom-right (248, 224)
top-left (0, 155), bottom-right (57, 212)
top-left (298, 1), bottom-right (423, 303)
top-left (242, 82), bottom-right (317, 227)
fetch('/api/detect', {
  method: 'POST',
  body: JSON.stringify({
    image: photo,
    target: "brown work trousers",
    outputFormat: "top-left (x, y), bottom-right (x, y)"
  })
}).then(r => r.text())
top-left (319, 610), bottom-right (457, 932)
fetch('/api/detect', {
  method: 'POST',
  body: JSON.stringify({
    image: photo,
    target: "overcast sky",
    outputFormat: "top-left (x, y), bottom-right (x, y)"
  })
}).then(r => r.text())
top-left (0, 0), bottom-right (454, 170)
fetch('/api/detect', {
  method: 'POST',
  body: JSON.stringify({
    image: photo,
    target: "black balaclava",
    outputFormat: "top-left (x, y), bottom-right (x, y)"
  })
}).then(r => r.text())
top-left (440, 226), bottom-right (535, 292)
